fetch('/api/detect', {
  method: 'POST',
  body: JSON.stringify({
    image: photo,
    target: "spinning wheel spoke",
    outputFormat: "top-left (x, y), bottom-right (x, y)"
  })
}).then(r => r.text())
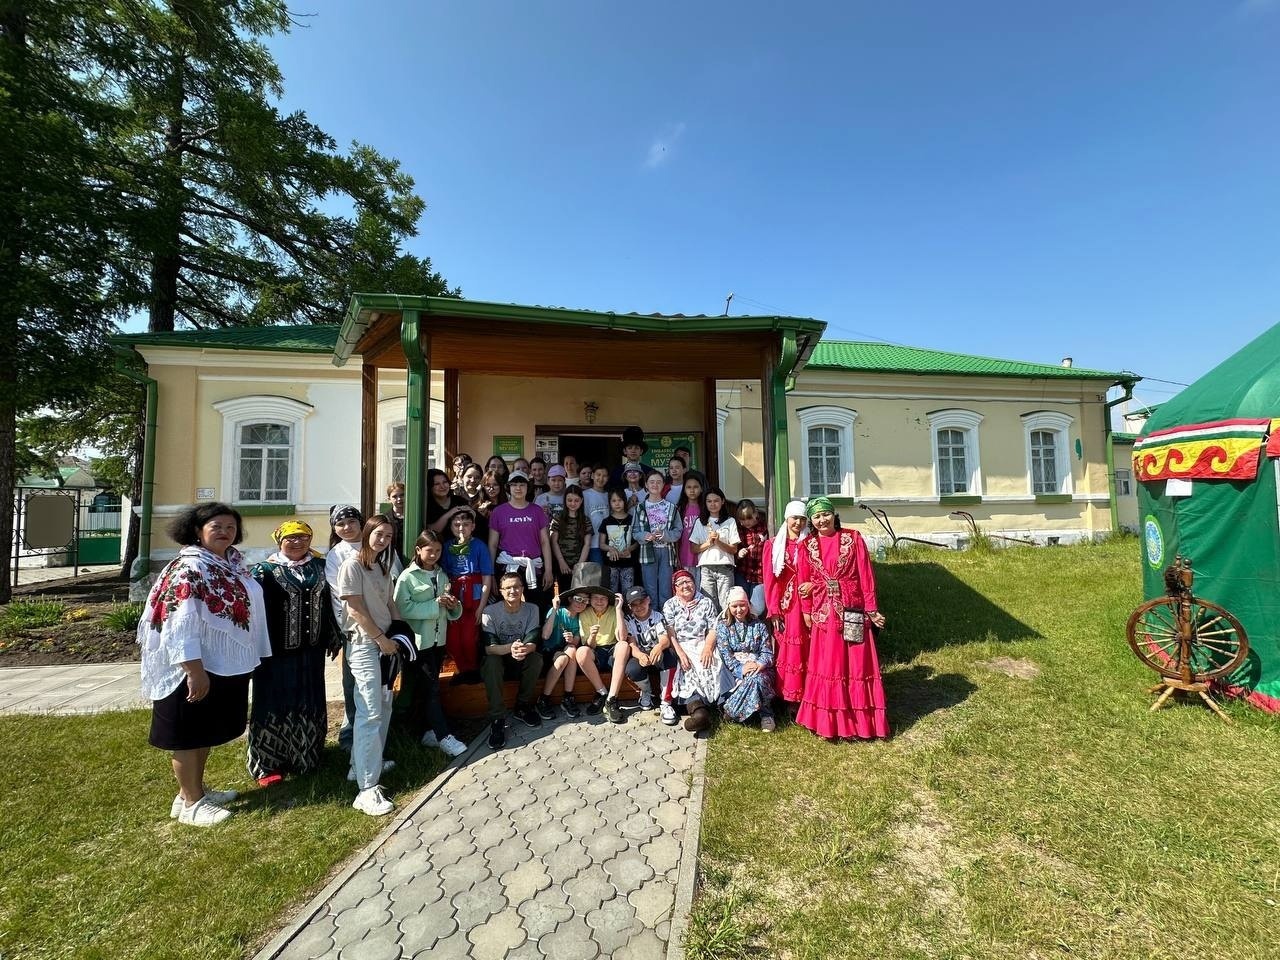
top-left (1127, 558), bottom-right (1250, 723)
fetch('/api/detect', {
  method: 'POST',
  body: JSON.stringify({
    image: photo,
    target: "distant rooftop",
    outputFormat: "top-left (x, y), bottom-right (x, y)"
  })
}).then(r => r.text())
top-left (808, 340), bottom-right (1136, 382)
top-left (113, 325), bottom-right (340, 353)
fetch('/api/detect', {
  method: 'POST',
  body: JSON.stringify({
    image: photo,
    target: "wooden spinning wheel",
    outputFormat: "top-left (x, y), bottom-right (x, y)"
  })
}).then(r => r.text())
top-left (1126, 555), bottom-right (1249, 723)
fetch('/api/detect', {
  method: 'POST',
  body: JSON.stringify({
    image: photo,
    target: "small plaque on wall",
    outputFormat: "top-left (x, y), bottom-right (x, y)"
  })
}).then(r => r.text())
top-left (196, 487), bottom-right (215, 500)
top-left (492, 436), bottom-right (524, 458)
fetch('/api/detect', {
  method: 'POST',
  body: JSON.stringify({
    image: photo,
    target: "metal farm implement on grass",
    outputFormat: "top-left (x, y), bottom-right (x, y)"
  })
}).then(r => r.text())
top-left (1125, 555), bottom-right (1249, 724)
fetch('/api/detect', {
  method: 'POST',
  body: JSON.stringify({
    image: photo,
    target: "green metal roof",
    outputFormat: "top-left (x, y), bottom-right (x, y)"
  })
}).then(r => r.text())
top-left (112, 325), bottom-right (340, 353)
top-left (1112, 431), bottom-right (1139, 443)
top-left (807, 340), bottom-right (1136, 382)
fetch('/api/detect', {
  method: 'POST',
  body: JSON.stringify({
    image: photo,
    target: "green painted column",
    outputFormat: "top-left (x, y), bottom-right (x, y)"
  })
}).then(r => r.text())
top-left (401, 310), bottom-right (429, 552)
top-left (770, 333), bottom-right (798, 528)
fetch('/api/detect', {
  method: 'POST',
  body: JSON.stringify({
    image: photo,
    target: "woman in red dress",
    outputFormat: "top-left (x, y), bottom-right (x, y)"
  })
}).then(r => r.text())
top-left (795, 497), bottom-right (888, 740)
top-left (761, 499), bottom-right (810, 708)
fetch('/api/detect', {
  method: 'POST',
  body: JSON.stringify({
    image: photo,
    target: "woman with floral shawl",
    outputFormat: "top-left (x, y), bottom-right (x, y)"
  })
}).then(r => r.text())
top-left (137, 503), bottom-right (271, 826)
top-left (247, 520), bottom-right (341, 787)
top-left (795, 497), bottom-right (889, 740)
top-left (663, 568), bottom-right (730, 731)
top-left (716, 586), bottom-right (777, 731)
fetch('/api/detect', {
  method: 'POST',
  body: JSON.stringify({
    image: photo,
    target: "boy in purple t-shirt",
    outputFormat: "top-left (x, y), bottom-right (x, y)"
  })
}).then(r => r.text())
top-left (487, 471), bottom-right (554, 613)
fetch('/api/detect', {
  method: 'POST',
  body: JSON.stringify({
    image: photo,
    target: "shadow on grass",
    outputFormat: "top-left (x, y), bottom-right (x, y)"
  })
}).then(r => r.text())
top-left (232, 726), bottom-right (450, 816)
top-left (882, 663), bottom-right (977, 735)
top-left (877, 561), bottom-right (1041, 663)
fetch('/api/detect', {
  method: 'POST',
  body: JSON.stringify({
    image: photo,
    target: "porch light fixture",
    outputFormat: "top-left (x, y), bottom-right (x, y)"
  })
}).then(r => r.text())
top-left (584, 401), bottom-right (599, 424)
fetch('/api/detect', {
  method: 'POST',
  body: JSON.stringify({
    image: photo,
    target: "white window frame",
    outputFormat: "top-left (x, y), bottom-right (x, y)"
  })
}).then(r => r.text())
top-left (388, 422), bottom-right (408, 485)
top-left (796, 405), bottom-right (857, 497)
top-left (1021, 411), bottom-right (1074, 496)
top-left (386, 419), bottom-right (440, 484)
top-left (927, 409), bottom-right (983, 497)
top-left (1115, 467), bottom-right (1132, 497)
top-left (213, 395), bottom-right (314, 505)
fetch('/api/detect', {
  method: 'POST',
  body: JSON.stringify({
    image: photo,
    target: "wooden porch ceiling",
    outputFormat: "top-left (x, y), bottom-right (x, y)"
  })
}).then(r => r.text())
top-left (356, 313), bottom-right (775, 380)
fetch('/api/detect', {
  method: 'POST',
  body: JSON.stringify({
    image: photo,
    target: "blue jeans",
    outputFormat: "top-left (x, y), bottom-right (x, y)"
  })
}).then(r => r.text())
top-left (640, 551), bottom-right (674, 610)
top-left (338, 650), bottom-right (356, 751)
top-left (345, 638), bottom-right (392, 791)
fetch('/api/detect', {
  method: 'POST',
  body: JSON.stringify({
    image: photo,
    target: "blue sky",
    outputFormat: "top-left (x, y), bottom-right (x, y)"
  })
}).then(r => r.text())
top-left (258, 1), bottom-right (1278, 408)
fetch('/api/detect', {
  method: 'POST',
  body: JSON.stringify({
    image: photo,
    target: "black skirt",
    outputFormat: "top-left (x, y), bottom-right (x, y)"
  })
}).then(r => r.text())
top-left (149, 672), bottom-right (251, 751)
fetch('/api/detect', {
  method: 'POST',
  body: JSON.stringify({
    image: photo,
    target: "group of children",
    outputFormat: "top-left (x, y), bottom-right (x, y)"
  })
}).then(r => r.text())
top-left (325, 426), bottom-right (888, 817)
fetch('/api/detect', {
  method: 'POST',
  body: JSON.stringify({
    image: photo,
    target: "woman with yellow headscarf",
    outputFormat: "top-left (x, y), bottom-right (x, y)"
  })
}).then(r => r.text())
top-left (247, 520), bottom-right (341, 786)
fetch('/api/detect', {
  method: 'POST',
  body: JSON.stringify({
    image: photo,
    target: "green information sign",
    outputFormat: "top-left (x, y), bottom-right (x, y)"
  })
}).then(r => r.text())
top-left (492, 435), bottom-right (524, 458)
top-left (646, 433), bottom-right (700, 471)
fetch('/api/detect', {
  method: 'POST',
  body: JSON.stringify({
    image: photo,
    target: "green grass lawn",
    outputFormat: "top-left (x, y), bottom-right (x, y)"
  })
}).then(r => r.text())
top-left (0, 715), bottom-right (447, 960)
top-left (688, 539), bottom-right (1280, 960)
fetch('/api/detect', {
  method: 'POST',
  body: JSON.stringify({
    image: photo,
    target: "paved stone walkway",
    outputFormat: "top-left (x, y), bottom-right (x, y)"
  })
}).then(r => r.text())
top-left (257, 710), bottom-right (706, 960)
top-left (0, 659), bottom-right (345, 715)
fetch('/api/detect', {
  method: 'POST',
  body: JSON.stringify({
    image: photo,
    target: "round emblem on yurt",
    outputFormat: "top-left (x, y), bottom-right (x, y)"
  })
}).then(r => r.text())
top-left (1144, 516), bottom-right (1164, 569)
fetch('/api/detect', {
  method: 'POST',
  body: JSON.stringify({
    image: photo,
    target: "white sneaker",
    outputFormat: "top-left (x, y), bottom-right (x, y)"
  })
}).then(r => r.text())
top-left (353, 786), bottom-right (394, 816)
top-left (347, 760), bottom-right (395, 782)
top-left (170, 785), bottom-right (239, 819)
top-left (660, 702), bottom-right (678, 726)
top-left (438, 734), bottom-right (468, 758)
top-left (178, 795), bottom-right (231, 826)
top-left (421, 730), bottom-right (440, 747)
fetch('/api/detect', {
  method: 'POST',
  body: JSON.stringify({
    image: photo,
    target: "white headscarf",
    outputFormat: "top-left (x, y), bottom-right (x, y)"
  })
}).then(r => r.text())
top-left (771, 500), bottom-right (810, 576)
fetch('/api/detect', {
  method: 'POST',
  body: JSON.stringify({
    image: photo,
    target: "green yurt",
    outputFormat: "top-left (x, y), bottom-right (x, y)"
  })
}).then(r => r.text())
top-left (1133, 322), bottom-right (1280, 711)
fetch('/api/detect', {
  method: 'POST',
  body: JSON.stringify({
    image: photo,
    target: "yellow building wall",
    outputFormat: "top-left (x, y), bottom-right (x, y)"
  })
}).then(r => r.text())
top-left (715, 381), bottom-right (765, 502)
top-left (780, 370), bottom-right (1115, 545)
top-left (458, 375), bottom-right (704, 462)
top-left (134, 345), bottom-right (1123, 569)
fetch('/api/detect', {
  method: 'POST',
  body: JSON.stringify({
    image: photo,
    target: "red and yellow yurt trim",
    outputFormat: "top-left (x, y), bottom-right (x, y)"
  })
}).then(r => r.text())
top-left (1133, 417), bottom-right (1278, 482)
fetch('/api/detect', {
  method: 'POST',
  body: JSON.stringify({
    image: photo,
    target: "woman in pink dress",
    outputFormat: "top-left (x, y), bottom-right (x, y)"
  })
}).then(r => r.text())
top-left (795, 497), bottom-right (888, 740)
top-left (761, 499), bottom-right (810, 709)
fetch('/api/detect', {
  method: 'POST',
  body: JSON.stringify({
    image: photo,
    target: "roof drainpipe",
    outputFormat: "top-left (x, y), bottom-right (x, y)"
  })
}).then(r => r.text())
top-left (1103, 378), bottom-right (1138, 536)
top-left (400, 310), bottom-right (428, 555)
top-left (112, 346), bottom-right (158, 584)
top-left (770, 331), bottom-right (799, 528)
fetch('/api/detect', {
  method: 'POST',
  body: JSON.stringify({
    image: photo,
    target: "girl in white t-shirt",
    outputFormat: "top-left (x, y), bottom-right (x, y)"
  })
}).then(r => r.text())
top-left (689, 486), bottom-right (739, 613)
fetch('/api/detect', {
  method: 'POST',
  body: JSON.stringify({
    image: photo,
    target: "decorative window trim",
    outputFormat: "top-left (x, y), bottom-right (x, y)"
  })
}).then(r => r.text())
top-left (715, 407), bottom-right (730, 484)
top-left (388, 421), bottom-right (408, 486)
top-left (213, 395), bottom-right (314, 505)
top-left (926, 409), bottom-right (983, 497)
top-left (797, 405), bottom-right (858, 497)
top-left (1021, 410), bottom-right (1074, 495)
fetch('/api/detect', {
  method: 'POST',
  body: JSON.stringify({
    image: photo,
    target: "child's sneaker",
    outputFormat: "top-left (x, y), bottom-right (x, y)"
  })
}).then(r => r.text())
top-left (586, 691), bottom-right (607, 715)
top-left (604, 697), bottom-right (624, 724)
top-left (638, 692), bottom-right (655, 710)
top-left (488, 718), bottom-right (507, 749)
top-left (660, 701), bottom-right (678, 725)
top-left (561, 693), bottom-right (581, 718)
top-left (438, 734), bottom-right (468, 757)
top-left (536, 695), bottom-right (556, 721)
top-left (352, 786), bottom-right (394, 817)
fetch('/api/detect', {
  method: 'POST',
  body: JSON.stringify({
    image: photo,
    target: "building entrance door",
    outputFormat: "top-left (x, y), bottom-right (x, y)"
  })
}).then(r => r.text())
top-left (555, 432), bottom-right (622, 471)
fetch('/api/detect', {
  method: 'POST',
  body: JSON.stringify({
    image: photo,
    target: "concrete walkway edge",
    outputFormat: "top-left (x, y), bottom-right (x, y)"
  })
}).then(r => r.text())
top-left (252, 732), bottom-right (488, 960)
top-left (666, 733), bottom-right (708, 960)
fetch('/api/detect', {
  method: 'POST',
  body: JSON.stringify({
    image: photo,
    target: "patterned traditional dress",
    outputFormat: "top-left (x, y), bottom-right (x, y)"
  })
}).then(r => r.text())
top-left (716, 618), bottom-right (775, 722)
top-left (795, 529), bottom-right (888, 739)
top-left (663, 595), bottom-right (730, 705)
top-left (762, 535), bottom-right (808, 702)
top-left (247, 554), bottom-right (340, 778)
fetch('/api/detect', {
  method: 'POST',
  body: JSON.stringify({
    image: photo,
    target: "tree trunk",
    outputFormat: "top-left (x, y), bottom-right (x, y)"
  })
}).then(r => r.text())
top-left (0, 5), bottom-right (29, 604)
top-left (119, 393), bottom-right (145, 579)
top-left (147, 50), bottom-right (185, 334)
top-left (124, 47), bottom-right (187, 573)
